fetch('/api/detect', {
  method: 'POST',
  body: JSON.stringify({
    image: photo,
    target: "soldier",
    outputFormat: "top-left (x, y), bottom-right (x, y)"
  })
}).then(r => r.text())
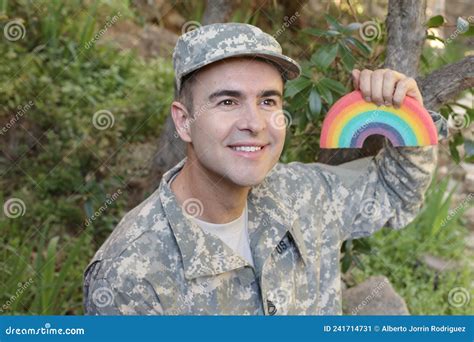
top-left (83, 23), bottom-right (448, 315)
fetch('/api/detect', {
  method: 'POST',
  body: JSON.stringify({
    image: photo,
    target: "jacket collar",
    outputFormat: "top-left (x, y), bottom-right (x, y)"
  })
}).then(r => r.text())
top-left (159, 157), bottom-right (309, 280)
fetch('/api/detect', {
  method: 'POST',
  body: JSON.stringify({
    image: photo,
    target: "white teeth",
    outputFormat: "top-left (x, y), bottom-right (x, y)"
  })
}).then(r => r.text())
top-left (231, 146), bottom-right (262, 152)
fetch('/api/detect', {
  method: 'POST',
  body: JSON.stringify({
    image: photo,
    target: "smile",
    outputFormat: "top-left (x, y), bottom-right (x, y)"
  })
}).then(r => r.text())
top-left (227, 143), bottom-right (269, 159)
top-left (231, 146), bottom-right (262, 152)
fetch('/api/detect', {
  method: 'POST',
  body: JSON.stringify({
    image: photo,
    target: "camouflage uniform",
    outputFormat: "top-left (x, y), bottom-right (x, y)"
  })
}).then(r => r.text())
top-left (83, 23), bottom-right (448, 315)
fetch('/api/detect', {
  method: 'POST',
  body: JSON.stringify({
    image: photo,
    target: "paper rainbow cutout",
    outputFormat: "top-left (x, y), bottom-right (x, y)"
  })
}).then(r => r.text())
top-left (320, 91), bottom-right (438, 148)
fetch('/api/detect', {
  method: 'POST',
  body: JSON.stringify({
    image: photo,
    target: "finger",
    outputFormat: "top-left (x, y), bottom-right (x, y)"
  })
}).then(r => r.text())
top-left (393, 78), bottom-right (413, 108)
top-left (359, 69), bottom-right (372, 102)
top-left (351, 69), bottom-right (361, 90)
top-left (382, 70), bottom-right (397, 106)
top-left (406, 84), bottom-right (424, 106)
top-left (371, 69), bottom-right (385, 106)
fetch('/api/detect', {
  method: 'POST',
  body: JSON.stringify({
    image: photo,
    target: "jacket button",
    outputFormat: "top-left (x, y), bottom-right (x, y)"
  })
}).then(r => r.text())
top-left (267, 299), bottom-right (277, 315)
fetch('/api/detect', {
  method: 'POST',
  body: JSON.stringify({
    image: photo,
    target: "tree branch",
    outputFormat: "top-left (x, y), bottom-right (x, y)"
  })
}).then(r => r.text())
top-left (418, 55), bottom-right (474, 111)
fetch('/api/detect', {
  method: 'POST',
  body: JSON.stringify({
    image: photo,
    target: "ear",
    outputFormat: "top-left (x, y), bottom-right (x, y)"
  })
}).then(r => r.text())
top-left (171, 101), bottom-right (193, 143)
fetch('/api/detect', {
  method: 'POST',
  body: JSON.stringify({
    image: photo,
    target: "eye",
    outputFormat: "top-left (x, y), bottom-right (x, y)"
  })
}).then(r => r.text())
top-left (262, 98), bottom-right (277, 106)
top-left (218, 99), bottom-right (236, 106)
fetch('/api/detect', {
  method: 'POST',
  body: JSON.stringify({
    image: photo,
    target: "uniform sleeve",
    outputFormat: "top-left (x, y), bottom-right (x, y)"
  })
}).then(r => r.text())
top-left (319, 110), bottom-right (448, 241)
top-left (83, 259), bottom-right (164, 315)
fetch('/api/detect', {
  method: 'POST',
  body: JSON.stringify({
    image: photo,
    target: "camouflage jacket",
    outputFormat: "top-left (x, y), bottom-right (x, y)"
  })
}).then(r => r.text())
top-left (83, 112), bottom-right (447, 315)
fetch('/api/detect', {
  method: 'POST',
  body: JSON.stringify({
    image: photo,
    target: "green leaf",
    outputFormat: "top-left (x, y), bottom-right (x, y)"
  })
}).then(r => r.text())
top-left (324, 14), bottom-right (343, 31)
top-left (346, 37), bottom-right (372, 56)
top-left (308, 88), bottom-right (322, 118)
top-left (41, 236), bottom-right (59, 311)
top-left (304, 28), bottom-right (328, 37)
top-left (311, 44), bottom-right (338, 70)
top-left (426, 34), bottom-right (445, 43)
top-left (426, 15), bottom-right (445, 28)
top-left (303, 27), bottom-right (342, 37)
top-left (300, 63), bottom-right (313, 78)
top-left (297, 110), bottom-right (309, 131)
top-left (353, 238), bottom-right (372, 254)
top-left (352, 254), bottom-right (365, 271)
top-left (316, 83), bottom-right (333, 105)
top-left (449, 140), bottom-right (461, 164)
top-left (420, 53), bottom-right (429, 68)
top-left (51, 234), bottom-right (86, 313)
top-left (421, 178), bottom-right (448, 235)
top-left (341, 252), bottom-right (352, 273)
top-left (284, 77), bottom-right (312, 98)
top-left (319, 77), bottom-right (347, 95)
top-left (338, 42), bottom-right (356, 72)
top-left (461, 25), bottom-right (474, 36)
top-left (288, 87), bottom-right (311, 111)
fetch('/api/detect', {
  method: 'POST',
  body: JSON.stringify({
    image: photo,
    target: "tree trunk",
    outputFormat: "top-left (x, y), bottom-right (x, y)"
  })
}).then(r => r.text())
top-left (202, 0), bottom-right (238, 25)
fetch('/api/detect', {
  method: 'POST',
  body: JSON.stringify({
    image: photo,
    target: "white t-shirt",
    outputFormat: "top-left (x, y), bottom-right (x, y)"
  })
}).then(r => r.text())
top-left (190, 201), bottom-right (254, 267)
top-left (169, 173), bottom-right (254, 267)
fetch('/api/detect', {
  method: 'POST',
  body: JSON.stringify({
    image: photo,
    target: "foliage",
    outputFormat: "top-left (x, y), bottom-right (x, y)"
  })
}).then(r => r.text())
top-left (1, 0), bottom-right (174, 314)
top-left (280, 14), bottom-right (385, 163)
top-left (348, 175), bottom-right (473, 314)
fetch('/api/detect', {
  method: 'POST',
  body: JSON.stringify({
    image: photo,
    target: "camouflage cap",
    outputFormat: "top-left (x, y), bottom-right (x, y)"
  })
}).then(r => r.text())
top-left (172, 23), bottom-right (301, 92)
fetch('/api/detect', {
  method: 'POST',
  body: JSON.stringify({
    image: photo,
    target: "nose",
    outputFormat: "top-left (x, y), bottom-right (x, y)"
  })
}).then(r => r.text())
top-left (236, 102), bottom-right (266, 134)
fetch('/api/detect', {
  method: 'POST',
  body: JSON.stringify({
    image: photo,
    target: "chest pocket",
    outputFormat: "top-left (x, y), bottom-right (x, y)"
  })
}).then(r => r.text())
top-left (262, 233), bottom-right (308, 315)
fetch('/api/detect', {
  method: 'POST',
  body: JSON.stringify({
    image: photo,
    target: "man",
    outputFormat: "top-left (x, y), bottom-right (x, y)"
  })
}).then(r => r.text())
top-left (83, 23), bottom-right (447, 315)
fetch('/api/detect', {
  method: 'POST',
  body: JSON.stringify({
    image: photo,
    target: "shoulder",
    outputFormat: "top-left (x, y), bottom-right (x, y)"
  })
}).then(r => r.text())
top-left (85, 186), bottom-right (175, 273)
top-left (266, 161), bottom-right (342, 196)
top-left (83, 186), bottom-right (179, 312)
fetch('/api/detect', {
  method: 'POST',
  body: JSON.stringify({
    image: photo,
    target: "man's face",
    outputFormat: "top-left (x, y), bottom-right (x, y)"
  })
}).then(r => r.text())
top-left (182, 57), bottom-right (286, 187)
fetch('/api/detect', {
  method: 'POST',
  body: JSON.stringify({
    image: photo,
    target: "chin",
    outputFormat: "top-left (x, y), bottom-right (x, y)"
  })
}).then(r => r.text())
top-left (230, 172), bottom-right (268, 187)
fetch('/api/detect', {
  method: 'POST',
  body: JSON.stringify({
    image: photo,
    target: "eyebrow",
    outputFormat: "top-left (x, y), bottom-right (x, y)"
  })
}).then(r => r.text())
top-left (208, 89), bottom-right (282, 102)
